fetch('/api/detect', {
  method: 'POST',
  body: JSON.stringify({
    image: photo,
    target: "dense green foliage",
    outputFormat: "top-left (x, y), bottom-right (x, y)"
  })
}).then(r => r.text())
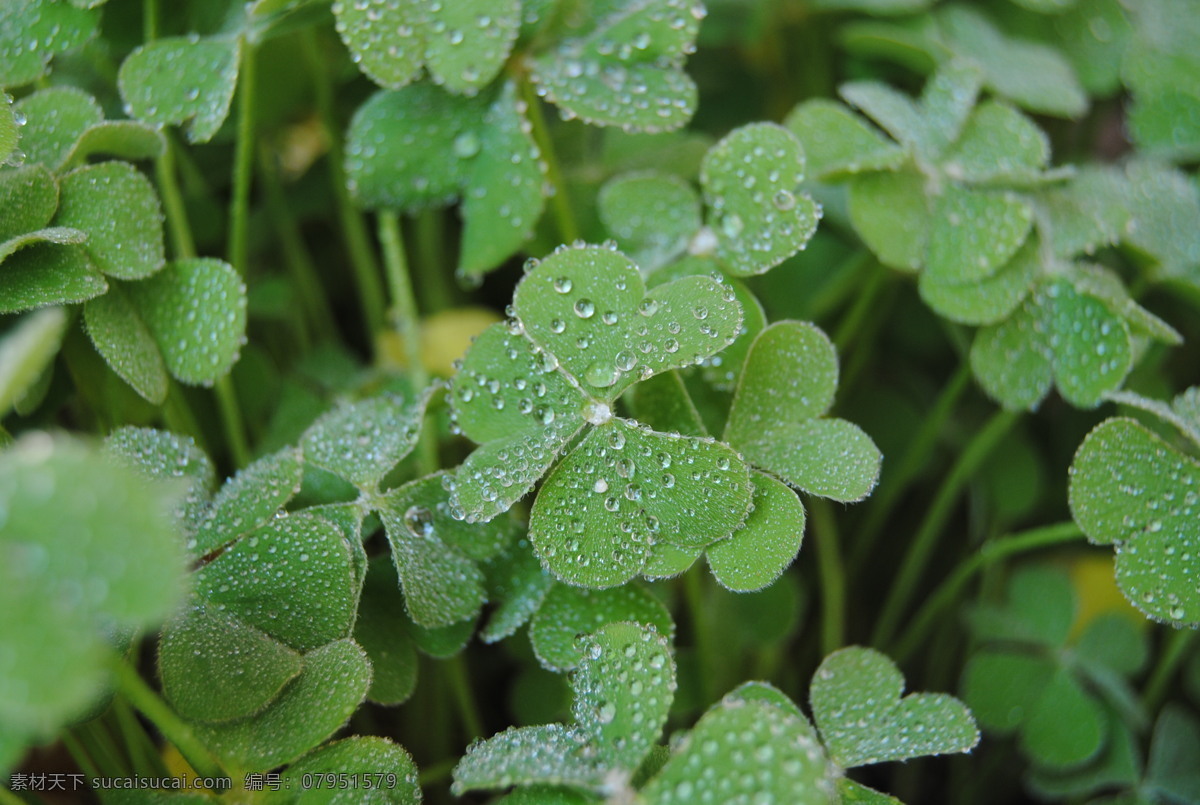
top-left (1, 0), bottom-right (1199, 803)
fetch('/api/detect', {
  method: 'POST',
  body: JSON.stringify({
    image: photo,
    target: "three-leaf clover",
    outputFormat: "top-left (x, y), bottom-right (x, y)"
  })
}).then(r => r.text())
top-left (599, 122), bottom-right (821, 277)
top-left (1069, 400), bottom-right (1200, 626)
top-left (447, 243), bottom-right (753, 588)
top-left (961, 565), bottom-right (1148, 769)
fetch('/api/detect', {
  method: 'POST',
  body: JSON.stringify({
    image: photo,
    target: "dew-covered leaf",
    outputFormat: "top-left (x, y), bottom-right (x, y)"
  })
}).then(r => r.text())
top-left (345, 84), bottom-right (484, 210)
top-left (0, 226), bottom-right (88, 264)
top-left (127, 257), bottom-right (247, 386)
top-left (1032, 166), bottom-right (1128, 260)
top-left (700, 123), bottom-right (819, 277)
top-left (83, 284), bottom-right (169, 404)
top-left (12, 87), bottom-right (102, 170)
top-left (460, 80), bottom-right (546, 278)
top-left (278, 737), bottom-right (423, 805)
top-left (354, 557), bottom-right (419, 706)
top-left (55, 161), bottom-right (165, 280)
top-left (118, 36), bottom-right (241, 144)
top-left (0, 0), bottom-right (100, 88)
top-left (379, 474), bottom-right (488, 628)
top-left (529, 584), bottom-right (673, 671)
top-left (918, 234), bottom-right (1036, 325)
top-left (195, 513), bottom-right (358, 651)
top-left (409, 614), bottom-right (475, 659)
top-left (941, 101), bottom-right (1049, 183)
top-left (784, 99), bottom-right (906, 180)
top-left (937, 5), bottom-right (1087, 118)
top-left (706, 471), bottom-right (805, 592)
top-left (1122, 160), bottom-right (1200, 284)
top-left (0, 242), bottom-right (107, 314)
top-left (158, 600), bottom-right (303, 724)
top-left (847, 168), bottom-right (929, 272)
top-left (454, 431), bottom-right (579, 525)
top-left (301, 392), bottom-right (422, 491)
top-left (0, 98), bottom-right (16, 163)
top-left (573, 622), bottom-right (674, 771)
top-left (598, 172), bottom-right (700, 270)
top-left (838, 779), bottom-right (902, 805)
top-left (0, 165), bottom-right (58, 242)
top-left (193, 447), bottom-right (304, 557)
top-left (61, 121), bottom-right (166, 169)
top-left (423, 0), bottom-right (520, 94)
top-left (1069, 417), bottom-right (1200, 626)
top-left (12, 86), bottom-right (101, 169)
top-left (530, 419), bottom-right (752, 588)
top-left (840, 81), bottom-right (929, 158)
top-left (192, 638), bottom-right (371, 772)
top-left (726, 322), bottom-right (881, 502)
top-left (333, 0), bottom-right (424, 90)
top-left (969, 301), bottom-right (1052, 411)
top-left (453, 724), bottom-right (606, 795)
top-left (104, 425), bottom-right (214, 535)
top-left (810, 646), bottom-right (980, 768)
top-left (640, 690), bottom-right (837, 805)
top-left (0, 307), bottom-right (67, 415)
top-left (530, 0), bottom-right (701, 133)
top-left (925, 186), bottom-right (1033, 285)
top-left (514, 245), bottom-right (742, 400)
top-left (482, 544), bottom-right (556, 644)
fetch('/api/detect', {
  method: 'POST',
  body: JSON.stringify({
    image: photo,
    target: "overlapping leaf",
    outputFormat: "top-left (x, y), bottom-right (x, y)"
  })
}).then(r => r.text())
top-left (1070, 416), bottom-right (1200, 626)
top-left (529, 584), bottom-right (674, 671)
top-left (275, 737), bottom-right (423, 804)
top-left (453, 622), bottom-right (674, 797)
top-left (345, 80), bottom-right (546, 278)
top-left (15, 86), bottom-right (164, 171)
top-left (811, 646), bottom-right (979, 768)
top-left (0, 0), bottom-right (100, 88)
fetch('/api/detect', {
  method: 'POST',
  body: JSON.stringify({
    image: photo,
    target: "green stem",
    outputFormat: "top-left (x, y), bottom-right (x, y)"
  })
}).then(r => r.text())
top-left (113, 697), bottom-right (160, 776)
top-left (684, 567), bottom-right (717, 705)
top-left (833, 259), bottom-right (886, 351)
top-left (157, 143), bottom-right (196, 260)
top-left (414, 209), bottom-right (453, 313)
top-left (258, 143), bottom-right (336, 342)
top-left (417, 757), bottom-right (457, 786)
top-left (810, 498), bottom-right (845, 656)
top-left (444, 655), bottom-right (484, 740)
top-left (214, 375), bottom-right (250, 467)
top-left (61, 731), bottom-right (100, 779)
top-left (301, 29), bottom-right (385, 345)
top-left (891, 522), bottom-right (1082, 663)
top-left (872, 408), bottom-right (1021, 647)
top-left (79, 719), bottom-right (130, 776)
top-left (1142, 628), bottom-right (1197, 713)
top-left (851, 362), bottom-right (972, 571)
top-left (803, 249), bottom-right (872, 321)
top-left (228, 41), bottom-right (256, 274)
top-left (161, 382), bottom-right (207, 451)
top-left (111, 656), bottom-right (226, 781)
top-left (518, 75), bottom-right (579, 244)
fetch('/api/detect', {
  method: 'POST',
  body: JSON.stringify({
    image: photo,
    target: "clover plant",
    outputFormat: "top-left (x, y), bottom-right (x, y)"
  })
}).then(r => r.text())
top-left (2, 0), bottom-right (1200, 802)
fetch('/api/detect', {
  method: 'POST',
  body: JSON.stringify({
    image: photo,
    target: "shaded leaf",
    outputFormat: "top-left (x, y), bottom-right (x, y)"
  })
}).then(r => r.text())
top-left (0, 306), bottom-right (68, 414)
top-left (706, 471), bottom-right (805, 592)
top-left (301, 393), bottom-right (422, 491)
top-left (0, 242), bottom-right (107, 314)
top-left (55, 161), bottom-right (165, 280)
top-left (0, 0), bottom-right (100, 87)
top-left (529, 584), bottom-right (673, 671)
top-left (278, 737), bottom-right (422, 805)
top-left (83, 284), bottom-right (169, 404)
top-left (118, 36), bottom-right (241, 143)
top-left (11, 86), bottom-right (102, 169)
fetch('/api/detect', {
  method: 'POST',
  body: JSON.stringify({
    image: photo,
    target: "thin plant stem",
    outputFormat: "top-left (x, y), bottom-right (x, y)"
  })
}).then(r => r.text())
top-left (851, 361), bottom-right (972, 571)
top-left (833, 259), bottom-right (886, 350)
top-left (142, 0), bottom-right (158, 40)
top-left (872, 408), bottom-right (1021, 647)
top-left (444, 655), bottom-right (484, 741)
top-left (301, 29), bottom-right (385, 345)
top-left (684, 567), bottom-right (717, 706)
top-left (228, 41), bottom-right (256, 275)
top-left (258, 143), bottom-right (336, 342)
top-left (73, 721), bottom-right (127, 778)
top-left (112, 697), bottom-right (158, 776)
top-left (803, 250), bottom-right (872, 321)
top-left (111, 656), bottom-right (226, 781)
top-left (61, 731), bottom-right (100, 779)
top-left (891, 521), bottom-right (1082, 663)
top-left (414, 209), bottom-right (453, 313)
top-left (418, 757), bottom-right (457, 786)
top-left (161, 382), bottom-right (207, 451)
top-left (518, 75), bottom-right (580, 244)
top-left (810, 498), bottom-right (846, 655)
top-left (1143, 628), bottom-right (1197, 713)
top-left (215, 375), bottom-right (250, 468)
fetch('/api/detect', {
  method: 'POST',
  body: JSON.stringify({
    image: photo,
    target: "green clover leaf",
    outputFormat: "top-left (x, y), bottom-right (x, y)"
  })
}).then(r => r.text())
top-left (961, 566), bottom-right (1149, 769)
top-left (0, 307), bottom-right (68, 415)
top-left (0, 0), bottom-right (100, 88)
top-left (275, 737), bottom-right (423, 805)
top-left (811, 646), bottom-right (980, 768)
top-left (529, 583), bottom-right (674, 671)
top-left (1070, 416), bottom-right (1200, 626)
top-left (600, 123), bottom-right (820, 278)
top-left (449, 244), bottom-right (751, 588)
top-left (354, 557), bottom-right (420, 706)
top-left (15, 87), bottom-right (164, 171)
top-left (726, 321), bottom-right (882, 502)
top-left (529, 0), bottom-right (704, 133)
top-left (118, 35), bottom-right (242, 144)
top-left (345, 80), bottom-right (546, 279)
top-left (333, 0), bottom-right (520, 94)
top-left (453, 621), bottom-right (674, 797)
